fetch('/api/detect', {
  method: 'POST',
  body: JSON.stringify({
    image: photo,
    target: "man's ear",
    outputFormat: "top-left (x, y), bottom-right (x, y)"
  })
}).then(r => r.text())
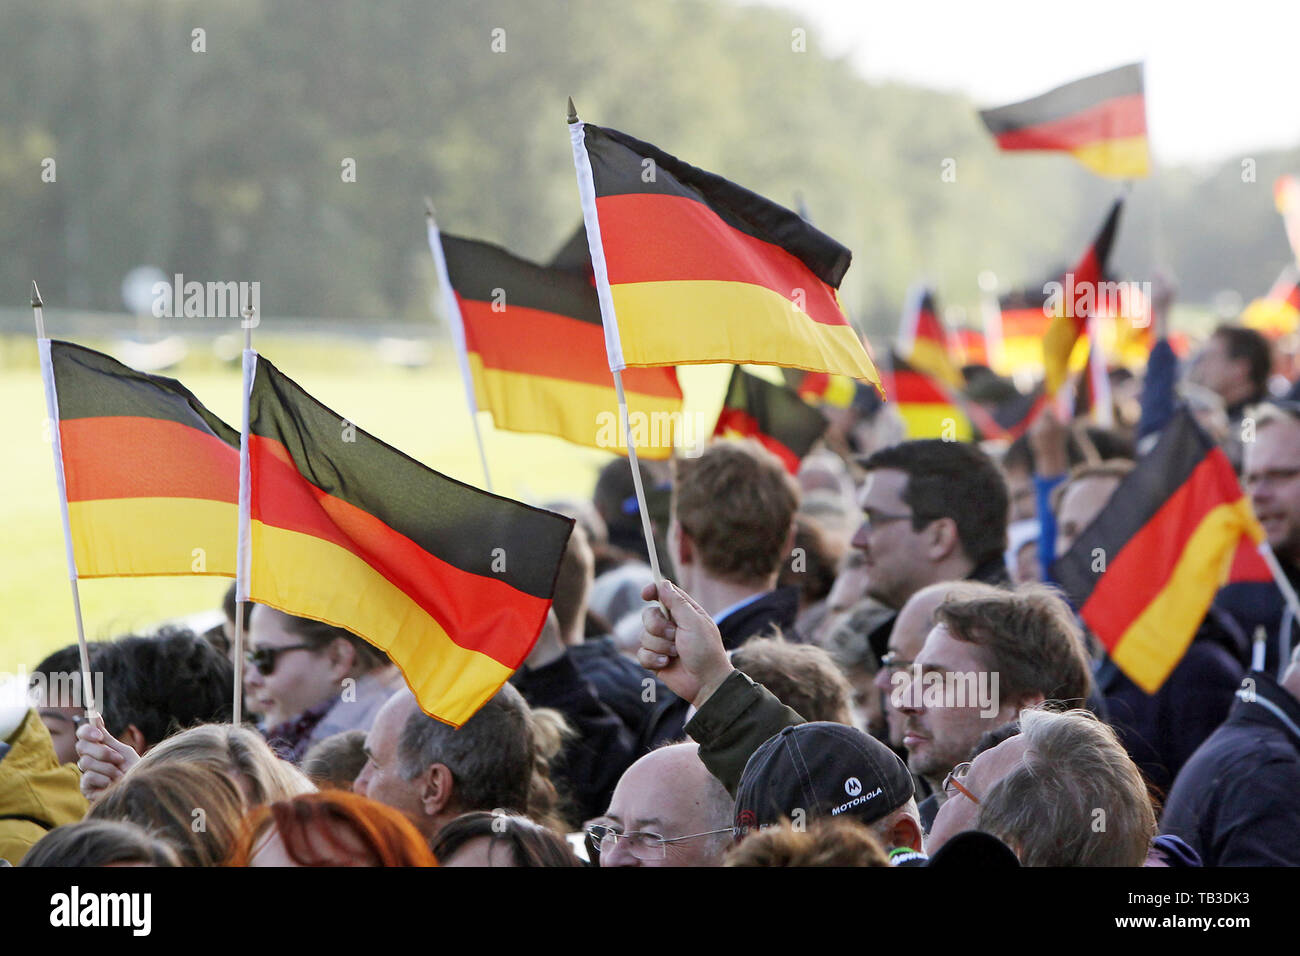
top-left (886, 813), bottom-right (924, 853)
top-left (674, 524), bottom-right (695, 569)
top-left (925, 516), bottom-right (960, 562)
top-left (421, 763), bottom-right (455, 818)
top-left (998, 692), bottom-right (1044, 725)
top-left (120, 724), bottom-right (148, 756)
top-left (328, 637), bottom-right (358, 678)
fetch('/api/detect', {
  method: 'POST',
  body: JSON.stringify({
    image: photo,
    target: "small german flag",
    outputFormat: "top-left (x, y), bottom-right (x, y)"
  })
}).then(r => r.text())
top-left (438, 232), bottom-right (683, 458)
top-left (246, 356), bottom-right (574, 726)
top-left (979, 63), bottom-right (1150, 179)
top-left (713, 367), bottom-right (828, 474)
top-left (1052, 409), bottom-right (1265, 693)
top-left (1042, 199), bottom-right (1124, 395)
top-left (899, 286), bottom-right (962, 389)
top-left (41, 340), bottom-right (239, 578)
top-left (1242, 265), bottom-right (1300, 340)
top-left (994, 289), bottom-right (1054, 377)
top-left (569, 120), bottom-right (881, 388)
top-left (885, 353), bottom-right (973, 441)
top-left (953, 326), bottom-right (988, 367)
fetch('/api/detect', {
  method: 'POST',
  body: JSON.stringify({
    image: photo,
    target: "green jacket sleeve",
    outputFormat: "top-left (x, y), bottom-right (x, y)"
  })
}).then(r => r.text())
top-left (684, 670), bottom-right (806, 796)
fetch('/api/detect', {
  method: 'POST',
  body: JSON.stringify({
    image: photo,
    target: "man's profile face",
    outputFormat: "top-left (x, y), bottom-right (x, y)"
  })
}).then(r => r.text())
top-left (355, 692), bottom-right (427, 835)
top-left (1244, 417), bottom-right (1300, 562)
top-left (1054, 475), bottom-right (1122, 558)
top-left (896, 624), bottom-right (1009, 787)
top-left (1190, 335), bottom-right (1241, 400)
top-left (852, 469), bottom-right (932, 610)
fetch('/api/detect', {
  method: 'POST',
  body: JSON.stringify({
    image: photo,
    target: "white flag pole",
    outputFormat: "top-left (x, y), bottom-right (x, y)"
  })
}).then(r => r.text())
top-left (567, 99), bottom-right (663, 587)
top-left (32, 282), bottom-right (99, 722)
top-left (425, 200), bottom-right (493, 493)
top-left (233, 303), bottom-right (256, 723)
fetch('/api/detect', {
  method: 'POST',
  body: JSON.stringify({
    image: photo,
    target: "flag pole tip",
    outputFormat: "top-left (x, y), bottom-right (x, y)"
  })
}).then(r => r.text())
top-left (423, 195), bottom-right (436, 219)
top-left (30, 280), bottom-right (42, 309)
top-left (567, 97), bottom-right (578, 124)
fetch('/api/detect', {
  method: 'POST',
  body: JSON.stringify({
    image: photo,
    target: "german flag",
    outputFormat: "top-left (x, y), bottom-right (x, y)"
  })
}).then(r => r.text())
top-left (570, 121), bottom-right (881, 388)
top-left (1051, 409), bottom-right (1265, 693)
top-left (899, 286), bottom-right (962, 389)
top-left (1242, 265), bottom-right (1300, 340)
top-left (979, 63), bottom-right (1149, 179)
top-left (41, 340), bottom-right (239, 579)
top-left (953, 326), bottom-right (988, 367)
top-left (246, 356), bottom-right (574, 726)
top-left (794, 371), bottom-right (859, 409)
top-left (994, 289), bottom-right (1053, 377)
top-left (1042, 199), bottom-right (1124, 395)
top-left (885, 353), bottom-right (973, 441)
top-left (713, 367), bottom-right (828, 474)
top-left (438, 232), bottom-right (683, 458)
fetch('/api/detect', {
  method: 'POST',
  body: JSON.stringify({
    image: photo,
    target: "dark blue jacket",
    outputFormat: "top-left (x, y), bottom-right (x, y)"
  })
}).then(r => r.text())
top-left (1160, 671), bottom-right (1300, 866)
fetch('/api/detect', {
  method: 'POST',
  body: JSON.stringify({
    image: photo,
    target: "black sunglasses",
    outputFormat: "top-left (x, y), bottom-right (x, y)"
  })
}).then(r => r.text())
top-left (245, 644), bottom-right (314, 675)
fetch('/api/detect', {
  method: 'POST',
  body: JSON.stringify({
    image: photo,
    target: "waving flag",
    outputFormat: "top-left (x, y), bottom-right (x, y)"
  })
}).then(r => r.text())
top-left (979, 63), bottom-right (1149, 179)
top-left (1052, 410), bottom-right (1265, 692)
top-left (885, 353), bottom-right (973, 441)
top-left (713, 366), bottom-right (828, 474)
top-left (568, 118), bottom-right (880, 388)
top-left (436, 231), bottom-right (683, 457)
top-left (1242, 265), bottom-right (1300, 340)
top-left (245, 356), bottom-right (574, 726)
top-left (899, 285), bottom-right (962, 388)
top-left (40, 340), bottom-right (239, 578)
top-left (1042, 199), bottom-right (1124, 395)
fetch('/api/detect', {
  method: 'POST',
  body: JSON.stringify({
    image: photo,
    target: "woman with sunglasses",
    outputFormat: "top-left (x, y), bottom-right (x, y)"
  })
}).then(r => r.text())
top-left (245, 605), bottom-right (404, 763)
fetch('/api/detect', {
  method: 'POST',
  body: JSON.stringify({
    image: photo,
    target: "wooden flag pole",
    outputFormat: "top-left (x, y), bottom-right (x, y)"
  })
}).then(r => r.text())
top-left (567, 98), bottom-right (665, 588)
top-left (32, 282), bottom-right (99, 722)
top-left (233, 304), bottom-right (256, 724)
top-left (425, 199), bottom-right (493, 493)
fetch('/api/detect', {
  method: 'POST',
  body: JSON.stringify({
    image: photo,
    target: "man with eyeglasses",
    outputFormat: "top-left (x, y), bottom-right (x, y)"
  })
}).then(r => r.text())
top-left (849, 440), bottom-right (1011, 666)
top-left (589, 742), bottom-right (734, 867)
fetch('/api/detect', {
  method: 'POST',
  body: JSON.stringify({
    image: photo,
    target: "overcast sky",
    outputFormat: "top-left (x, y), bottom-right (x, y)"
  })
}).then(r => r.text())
top-left (739, 0), bottom-right (1300, 166)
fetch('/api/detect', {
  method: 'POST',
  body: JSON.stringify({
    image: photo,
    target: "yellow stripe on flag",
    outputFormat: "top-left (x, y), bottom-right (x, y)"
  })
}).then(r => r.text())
top-left (1110, 500), bottom-right (1256, 693)
top-left (610, 280), bottom-right (879, 385)
top-left (249, 521), bottom-right (512, 727)
top-left (897, 403), bottom-right (973, 441)
top-left (1069, 135), bottom-right (1150, 180)
top-left (69, 497), bottom-right (237, 578)
top-left (468, 355), bottom-right (680, 458)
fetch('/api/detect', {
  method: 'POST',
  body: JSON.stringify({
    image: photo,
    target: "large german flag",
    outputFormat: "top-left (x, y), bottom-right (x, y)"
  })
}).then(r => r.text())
top-left (246, 356), bottom-right (574, 726)
top-left (570, 121), bottom-right (881, 388)
top-left (899, 286), bottom-right (963, 389)
top-left (1052, 409), bottom-right (1265, 693)
top-left (979, 63), bottom-right (1149, 179)
top-left (885, 353), bottom-right (973, 441)
top-left (1042, 199), bottom-right (1124, 395)
top-left (439, 232), bottom-right (683, 458)
top-left (41, 340), bottom-right (239, 578)
top-left (713, 366), bottom-right (828, 474)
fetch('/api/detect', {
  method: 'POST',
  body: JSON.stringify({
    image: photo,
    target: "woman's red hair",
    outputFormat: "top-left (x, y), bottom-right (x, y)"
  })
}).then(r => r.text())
top-left (228, 790), bottom-right (437, 867)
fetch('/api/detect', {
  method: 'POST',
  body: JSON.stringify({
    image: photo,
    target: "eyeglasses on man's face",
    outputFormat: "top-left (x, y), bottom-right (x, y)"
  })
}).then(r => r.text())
top-left (942, 761), bottom-right (979, 804)
top-left (584, 823), bottom-right (734, 862)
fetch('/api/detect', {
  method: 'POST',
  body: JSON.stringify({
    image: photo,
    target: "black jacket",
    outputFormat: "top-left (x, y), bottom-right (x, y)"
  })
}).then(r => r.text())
top-left (1159, 671), bottom-right (1300, 866)
top-left (718, 586), bottom-right (802, 650)
top-left (569, 637), bottom-right (688, 749)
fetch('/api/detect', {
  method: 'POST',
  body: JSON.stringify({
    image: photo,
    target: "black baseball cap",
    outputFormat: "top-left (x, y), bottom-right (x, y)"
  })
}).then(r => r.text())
top-left (734, 722), bottom-right (914, 834)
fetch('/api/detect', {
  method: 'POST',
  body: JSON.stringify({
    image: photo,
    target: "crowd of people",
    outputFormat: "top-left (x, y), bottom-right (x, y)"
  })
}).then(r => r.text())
top-left (4, 316), bottom-right (1300, 868)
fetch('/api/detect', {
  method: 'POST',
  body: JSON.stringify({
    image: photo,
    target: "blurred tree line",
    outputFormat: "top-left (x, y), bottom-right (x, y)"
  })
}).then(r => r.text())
top-left (2, 0), bottom-right (1295, 341)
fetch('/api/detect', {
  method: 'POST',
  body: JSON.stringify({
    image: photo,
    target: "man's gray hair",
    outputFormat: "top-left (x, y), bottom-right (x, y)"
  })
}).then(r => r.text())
top-left (396, 682), bottom-right (535, 814)
top-left (974, 707), bottom-right (1155, 866)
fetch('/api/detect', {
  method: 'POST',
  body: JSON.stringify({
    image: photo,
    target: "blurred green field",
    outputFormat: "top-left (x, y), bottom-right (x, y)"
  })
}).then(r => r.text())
top-left (1, 333), bottom-right (729, 671)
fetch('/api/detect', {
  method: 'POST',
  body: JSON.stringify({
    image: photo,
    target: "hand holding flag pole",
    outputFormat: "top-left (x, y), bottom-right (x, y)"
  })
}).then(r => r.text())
top-left (32, 281), bottom-right (100, 723)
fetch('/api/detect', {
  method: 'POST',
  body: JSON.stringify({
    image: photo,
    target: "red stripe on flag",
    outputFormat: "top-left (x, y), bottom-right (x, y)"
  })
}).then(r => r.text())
top-left (594, 192), bottom-right (850, 328)
top-left (993, 92), bottom-right (1147, 152)
top-left (250, 435), bottom-right (551, 667)
top-left (60, 416), bottom-right (238, 503)
top-left (713, 407), bottom-right (801, 474)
